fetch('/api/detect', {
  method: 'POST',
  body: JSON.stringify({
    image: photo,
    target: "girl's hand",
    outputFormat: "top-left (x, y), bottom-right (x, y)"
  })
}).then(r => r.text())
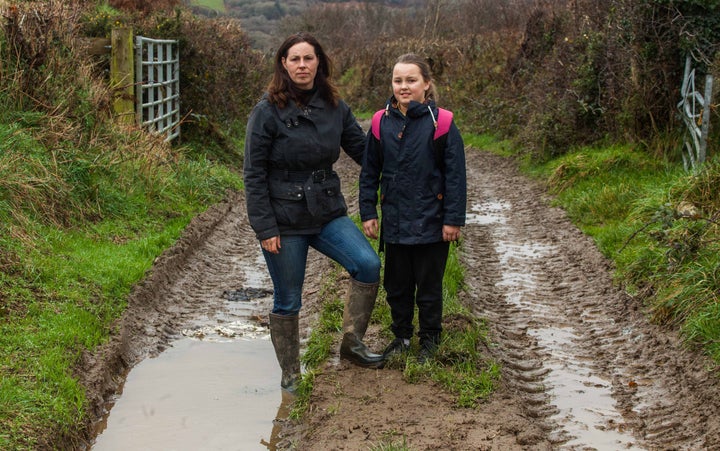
top-left (363, 219), bottom-right (379, 240)
top-left (443, 225), bottom-right (461, 242)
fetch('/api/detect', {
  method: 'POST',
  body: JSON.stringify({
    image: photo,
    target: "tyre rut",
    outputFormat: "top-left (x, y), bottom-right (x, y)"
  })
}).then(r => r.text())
top-left (462, 149), bottom-right (720, 448)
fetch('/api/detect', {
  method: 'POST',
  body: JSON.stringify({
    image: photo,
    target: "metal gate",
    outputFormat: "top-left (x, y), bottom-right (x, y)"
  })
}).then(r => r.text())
top-left (678, 55), bottom-right (713, 170)
top-left (135, 36), bottom-right (180, 142)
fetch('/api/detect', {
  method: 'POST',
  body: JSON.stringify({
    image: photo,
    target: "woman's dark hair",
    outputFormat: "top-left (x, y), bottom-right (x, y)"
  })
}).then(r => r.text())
top-left (267, 32), bottom-right (339, 108)
top-left (395, 53), bottom-right (438, 102)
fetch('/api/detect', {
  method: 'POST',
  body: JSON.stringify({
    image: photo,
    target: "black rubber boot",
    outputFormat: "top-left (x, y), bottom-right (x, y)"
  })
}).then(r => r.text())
top-left (340, 332), bottom-right (384, 368)
top-left (418, 334), bottom-right (440, 364)
top-left (269, 312), bottom-right (301, 393)
top-left (339, 278), bottom-right (384, 368)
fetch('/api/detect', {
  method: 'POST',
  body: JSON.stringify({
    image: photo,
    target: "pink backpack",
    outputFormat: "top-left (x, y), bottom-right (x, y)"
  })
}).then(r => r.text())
top-left (371, 107), bottom-right (453, 140)
top-left (371, 107), bottom-right (453, 167)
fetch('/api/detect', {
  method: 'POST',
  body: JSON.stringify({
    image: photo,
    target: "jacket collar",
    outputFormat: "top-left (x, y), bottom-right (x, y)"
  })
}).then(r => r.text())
top-left (386, 96), bottom-right (437, 119)
top-left (276, 90), bottom-right (327, 122)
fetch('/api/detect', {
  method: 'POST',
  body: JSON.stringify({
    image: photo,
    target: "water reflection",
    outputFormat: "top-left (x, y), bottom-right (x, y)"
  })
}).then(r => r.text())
top-left (92, 338), bottom-right (283, 450)
top-left (260, 390), bottom-right (296, 450)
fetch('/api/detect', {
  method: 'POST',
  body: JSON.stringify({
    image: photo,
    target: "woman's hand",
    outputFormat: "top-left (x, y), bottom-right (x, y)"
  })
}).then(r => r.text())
top-left (442, 225), bottom-right (461, 242)
top-left (261, 236), bottom-right (281, 254)
top-left (363, 219), bottom-right (379, 240)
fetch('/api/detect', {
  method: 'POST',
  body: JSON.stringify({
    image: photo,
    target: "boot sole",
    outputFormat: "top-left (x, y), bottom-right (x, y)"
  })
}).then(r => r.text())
top-left (340, 353), bottom-right (385, 369)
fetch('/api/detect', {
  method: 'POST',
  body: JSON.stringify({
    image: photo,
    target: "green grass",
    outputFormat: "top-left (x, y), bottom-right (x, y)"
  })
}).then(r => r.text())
top-left (0, 216), bottom-right (241, 450)
top-left (463, 133), bottom-right (515, 157)
top-left (0, 109), bottom-right (243, 449)
top-left (190, 0), bottom-right (226, 13)
top-left (369, 435), bottom-right (411, 451)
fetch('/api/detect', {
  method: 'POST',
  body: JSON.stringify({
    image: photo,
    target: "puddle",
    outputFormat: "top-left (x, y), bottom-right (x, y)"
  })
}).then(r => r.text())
top-left (92, 338), bottom-right (285, 450)
top-left (468, 201), bottom-right (641, 449)
top-left (529, 327), bottom-right (640, 449)
top-left (466, 200), bottom-right (509, 225)
top-left (91, 267), bottom-right (287, 450)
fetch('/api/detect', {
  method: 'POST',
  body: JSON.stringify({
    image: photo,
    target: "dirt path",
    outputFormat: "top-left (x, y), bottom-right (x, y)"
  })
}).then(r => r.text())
top-left (78, 146), bottom-right (720, 450)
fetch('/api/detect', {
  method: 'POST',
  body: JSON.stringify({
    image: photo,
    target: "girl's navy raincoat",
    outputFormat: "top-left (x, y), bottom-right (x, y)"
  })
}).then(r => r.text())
top-left (359, 98), bottom-right (466, 246)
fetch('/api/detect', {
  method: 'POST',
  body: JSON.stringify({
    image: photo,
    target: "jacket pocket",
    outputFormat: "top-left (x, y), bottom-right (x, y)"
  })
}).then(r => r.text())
top-left (305, 172), bottom-right (347, 223)
top-left (268, 182), bottom-right (308, 227)
top-left (428, 178), bottom-right (444, 219)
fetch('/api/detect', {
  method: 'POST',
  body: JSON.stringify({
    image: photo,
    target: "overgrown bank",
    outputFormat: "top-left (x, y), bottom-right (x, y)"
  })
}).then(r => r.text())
top-left (1, 0), bottom-right (720, 449)
top-left (0, 2), bottom-right (247, 449)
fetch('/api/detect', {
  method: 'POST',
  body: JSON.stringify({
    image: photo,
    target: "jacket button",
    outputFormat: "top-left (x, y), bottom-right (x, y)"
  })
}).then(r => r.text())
top-left (437, 193), bottom-right (443, 200)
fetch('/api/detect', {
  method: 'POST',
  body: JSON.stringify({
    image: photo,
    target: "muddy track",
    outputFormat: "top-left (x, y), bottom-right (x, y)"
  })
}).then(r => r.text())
top-left (77, 145), bottom-right (720, 450)
top-left (459, 150), bottom-right (720, 449)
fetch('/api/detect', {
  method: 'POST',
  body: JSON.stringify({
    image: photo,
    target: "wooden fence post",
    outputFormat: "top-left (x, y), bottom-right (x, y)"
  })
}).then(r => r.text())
top-left (111, 27), bottom-right (135, 125)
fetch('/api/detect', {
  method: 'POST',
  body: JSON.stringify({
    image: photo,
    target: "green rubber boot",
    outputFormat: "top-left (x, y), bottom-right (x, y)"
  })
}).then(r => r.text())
top-left (269, 312), bottom-right (301, 393)
top-left (339, 279), bottom-right (385, 368)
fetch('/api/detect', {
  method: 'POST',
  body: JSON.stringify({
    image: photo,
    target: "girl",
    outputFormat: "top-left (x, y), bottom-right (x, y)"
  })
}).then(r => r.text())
top-left (359, 53), bottom-right (467, 362)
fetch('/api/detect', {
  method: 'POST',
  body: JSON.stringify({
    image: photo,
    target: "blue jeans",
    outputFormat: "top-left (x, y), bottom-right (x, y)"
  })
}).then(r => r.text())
top-left (262, 216), bottom-right (381, 315)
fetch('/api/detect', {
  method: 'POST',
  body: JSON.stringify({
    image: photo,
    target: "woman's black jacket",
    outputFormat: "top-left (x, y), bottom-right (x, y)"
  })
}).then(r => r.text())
top-left (359, 99), bottom-right (466, 245)
top-left (243, 91), bottom-right (365, 240)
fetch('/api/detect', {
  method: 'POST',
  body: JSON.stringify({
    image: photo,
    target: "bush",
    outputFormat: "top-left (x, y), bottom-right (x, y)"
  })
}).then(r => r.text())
top-left (136, 10), bottom-right (267, 153)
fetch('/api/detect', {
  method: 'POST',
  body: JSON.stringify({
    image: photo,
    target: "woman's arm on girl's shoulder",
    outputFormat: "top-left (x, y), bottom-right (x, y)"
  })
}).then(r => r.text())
top-left (340, 102), bottom-right (366, 165)
top-left (359, 133), bottom-right (382, 223)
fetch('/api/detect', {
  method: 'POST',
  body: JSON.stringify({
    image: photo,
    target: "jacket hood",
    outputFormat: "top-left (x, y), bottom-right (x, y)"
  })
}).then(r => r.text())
top-left (382, 96), bottom-right (437, 119)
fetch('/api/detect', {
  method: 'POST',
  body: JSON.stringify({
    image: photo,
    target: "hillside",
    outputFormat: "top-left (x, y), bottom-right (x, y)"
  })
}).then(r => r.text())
top-left (189, 0), bottom-right (428, 50)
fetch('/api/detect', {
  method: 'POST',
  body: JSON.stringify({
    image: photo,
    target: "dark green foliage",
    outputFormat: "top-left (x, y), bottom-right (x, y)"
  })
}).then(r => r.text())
top-left (651, 0), bottom-right (720, 69)
top-left (275, 0), bottom-right (718, 161)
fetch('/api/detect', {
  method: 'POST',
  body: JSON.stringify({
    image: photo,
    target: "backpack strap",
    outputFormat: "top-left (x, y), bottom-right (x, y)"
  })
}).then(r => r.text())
top-left (433, 108), bottom-right (453, 140)
top-left (371, 109), bottom-right (385, 140)
top-left (373, 107), bottom-right (452, 140)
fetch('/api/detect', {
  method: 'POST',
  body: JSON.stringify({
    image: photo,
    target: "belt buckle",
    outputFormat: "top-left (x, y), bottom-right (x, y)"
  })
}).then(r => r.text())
top-left (312, 170), bottom-right (327, 183)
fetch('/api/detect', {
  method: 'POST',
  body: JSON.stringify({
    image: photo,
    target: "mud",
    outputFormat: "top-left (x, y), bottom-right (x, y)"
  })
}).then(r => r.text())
top-left (76, 143), bottom-right (720, 450)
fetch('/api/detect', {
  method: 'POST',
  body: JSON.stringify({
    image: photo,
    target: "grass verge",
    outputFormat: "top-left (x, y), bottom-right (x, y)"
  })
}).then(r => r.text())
top-left (0, 115), bottom-right (243, 449)
top-left (189, 0), bottom-right (226, 13)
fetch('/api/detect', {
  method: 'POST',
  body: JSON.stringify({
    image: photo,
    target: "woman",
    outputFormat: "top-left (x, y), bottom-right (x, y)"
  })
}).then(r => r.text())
top-left (359, 53), bottom-right (467, 363)
top-left (244, 32), bottom-right (384, 394)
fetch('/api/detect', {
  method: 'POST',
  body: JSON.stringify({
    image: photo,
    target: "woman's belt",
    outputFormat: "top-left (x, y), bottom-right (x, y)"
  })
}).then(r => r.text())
top-left (268, 167), bottom-right (333, 183)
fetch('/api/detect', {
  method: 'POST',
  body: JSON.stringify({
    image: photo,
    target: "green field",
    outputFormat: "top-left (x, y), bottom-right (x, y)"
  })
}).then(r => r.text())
top-left (191, 0), bottom-right (226, 13)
